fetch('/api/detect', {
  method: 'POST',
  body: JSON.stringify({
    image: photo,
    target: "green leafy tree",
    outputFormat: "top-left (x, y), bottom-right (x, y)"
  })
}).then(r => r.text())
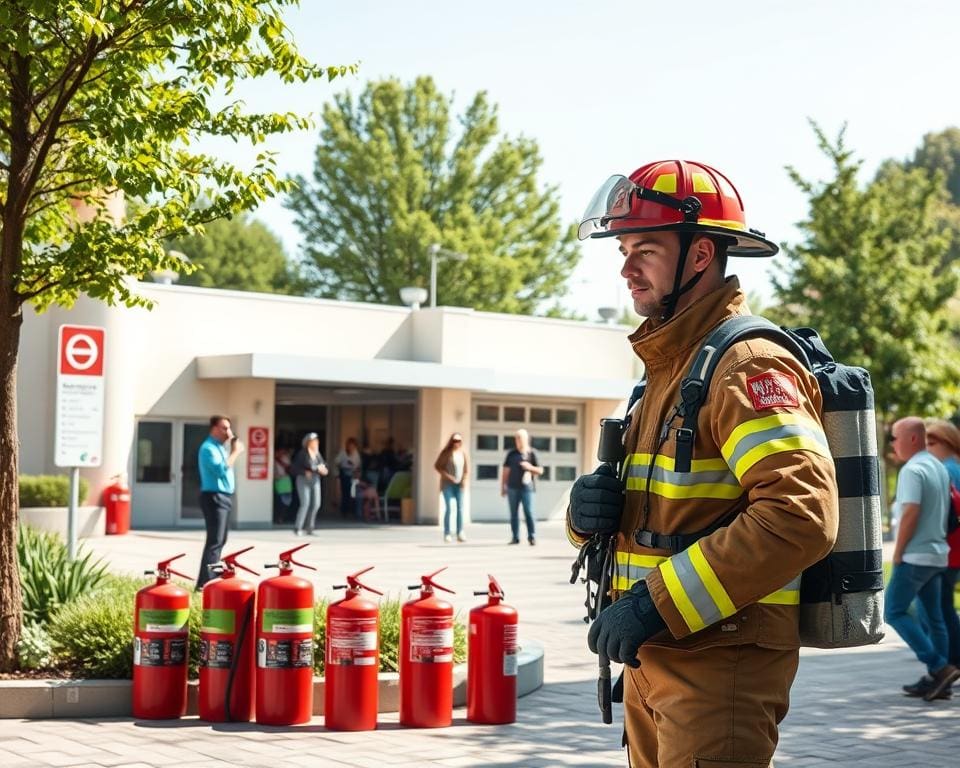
top-left (167, 215), bottom-right (303, 294)
top-left (771, 122), bottom-right (960, 425)
top-left (0, 0), bottom-right (353, 669)
top-left (286, 76), bottom-right (580, 313)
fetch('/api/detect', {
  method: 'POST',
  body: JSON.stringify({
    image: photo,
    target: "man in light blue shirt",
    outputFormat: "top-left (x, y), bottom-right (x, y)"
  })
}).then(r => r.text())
top-left (196, 415), bottom-right (244, 590)
top-left (884, 416), bottom-right (957, 701)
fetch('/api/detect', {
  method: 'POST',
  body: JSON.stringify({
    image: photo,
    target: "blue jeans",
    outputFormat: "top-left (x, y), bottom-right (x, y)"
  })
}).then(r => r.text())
top-left (884, 562), bottom-right (948, 674)
top-left (940, 567), bottom-right (960, 666)
top-left (442, 483), bottom-right (463, 537)
top-left (507, 487), bottom-right (535, 542)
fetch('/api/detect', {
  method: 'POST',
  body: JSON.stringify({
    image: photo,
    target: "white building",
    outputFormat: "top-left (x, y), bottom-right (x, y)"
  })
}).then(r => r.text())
top-left (18, 282), bottom-right (639, 530)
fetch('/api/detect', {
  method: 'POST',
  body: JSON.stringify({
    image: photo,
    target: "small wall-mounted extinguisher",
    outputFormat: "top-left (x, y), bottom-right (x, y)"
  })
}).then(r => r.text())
top-left (325, 566), bottom-right (383, 731)
top-left (132, 553), bottom-right (191, 720)
top-left (468, 574), bottom-right (519, 724)
top-left (255, 543), bottom-right (316, 725)
top-left (400, 567), bottom-right (455, 728)
top-left (198, 546), bottom-right (258, 723)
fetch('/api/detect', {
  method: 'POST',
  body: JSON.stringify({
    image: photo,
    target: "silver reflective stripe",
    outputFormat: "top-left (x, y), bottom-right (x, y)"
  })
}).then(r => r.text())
top-left (671, 549), bottom-right (724, 627)
top-left (822, 409), bottom-right (878, 459)
top-left (724, 423), bottom-right (830, 473)
top-left (626, 462), bottom-right (739, 489)
top-left (835, 495), bottom-right (883, 552)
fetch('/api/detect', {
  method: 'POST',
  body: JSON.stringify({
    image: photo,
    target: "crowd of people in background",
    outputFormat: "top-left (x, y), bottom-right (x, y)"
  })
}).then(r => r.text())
top-left (886, 417), bottom-right (960, 701)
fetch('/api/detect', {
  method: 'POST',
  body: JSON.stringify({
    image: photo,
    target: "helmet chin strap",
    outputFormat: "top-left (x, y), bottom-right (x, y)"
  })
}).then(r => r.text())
top-left (658, 232), bottom-right (705, 322)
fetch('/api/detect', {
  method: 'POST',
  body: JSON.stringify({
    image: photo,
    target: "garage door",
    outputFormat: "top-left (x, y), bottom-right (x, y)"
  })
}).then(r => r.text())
top-left (470, 400), bottom-right (582, 522)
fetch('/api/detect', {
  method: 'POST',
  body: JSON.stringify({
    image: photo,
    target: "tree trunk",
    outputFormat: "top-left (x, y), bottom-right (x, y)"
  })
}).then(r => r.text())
top-left (0, 287), bottom-right (23, 671)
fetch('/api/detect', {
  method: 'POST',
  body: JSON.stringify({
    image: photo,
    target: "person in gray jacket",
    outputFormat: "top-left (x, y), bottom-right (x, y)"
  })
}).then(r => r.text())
top-left (290, 432), bottom-right (329, 536)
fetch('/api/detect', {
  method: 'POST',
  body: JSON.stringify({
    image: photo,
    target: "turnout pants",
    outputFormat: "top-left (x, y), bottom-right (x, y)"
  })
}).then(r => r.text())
top-left (624, 643), bottom-right (799, 768)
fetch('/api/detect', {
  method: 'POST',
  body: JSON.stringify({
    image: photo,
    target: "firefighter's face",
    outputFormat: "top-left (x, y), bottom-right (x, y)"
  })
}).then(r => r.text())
top-left (618, 232), bottom-right (682, 317)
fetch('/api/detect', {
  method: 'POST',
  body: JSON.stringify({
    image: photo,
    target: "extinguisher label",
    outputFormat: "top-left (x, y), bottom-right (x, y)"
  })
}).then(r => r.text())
top-left (328, 617), bottom-right (378, 666)
top-left (257, 638), bottom-right (313, 669)
top-left (201, 609), bottom-right (235, 635)
top-left (409, 616), bottom-right (454, 663)
top-left (199, 638), bottom-right (234, 669)
top-left (133, 636), bottom-right (187, 667)
top-left (503, 624), bottom-right (519, 677)
top-left (138, 608), bottom-right (189, 633)
top-left (262, 608), bottom-right (314, 634)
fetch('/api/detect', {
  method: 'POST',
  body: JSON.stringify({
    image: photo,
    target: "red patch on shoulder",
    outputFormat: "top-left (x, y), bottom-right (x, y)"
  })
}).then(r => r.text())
top-left (746, 371), bottom-right (799, 411)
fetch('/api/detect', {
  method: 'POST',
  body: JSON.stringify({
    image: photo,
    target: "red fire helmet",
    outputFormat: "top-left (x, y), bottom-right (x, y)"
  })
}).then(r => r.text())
top-left (578, 160), bottom-right (777, 257)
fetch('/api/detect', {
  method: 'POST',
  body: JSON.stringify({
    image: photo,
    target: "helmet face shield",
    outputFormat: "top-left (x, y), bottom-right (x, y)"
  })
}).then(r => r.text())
top-left (578, 175), bottom-right (635, 240)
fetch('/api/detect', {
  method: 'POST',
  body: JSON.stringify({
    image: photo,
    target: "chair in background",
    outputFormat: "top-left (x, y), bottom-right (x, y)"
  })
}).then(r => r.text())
top-left (381, 470), bottom-right (411, 522)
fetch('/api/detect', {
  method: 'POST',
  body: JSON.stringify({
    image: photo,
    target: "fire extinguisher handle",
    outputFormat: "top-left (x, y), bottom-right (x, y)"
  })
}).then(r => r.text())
top-left (222, 546), bottom-right (259, 576)
top-left (473, 591), bottom-right (488, 596)
top-left (167, 568), bottom-right (192, 580)
top-left (347, 566), bottom-right (383, 596)
top-left (277, 542), bottom-right (317, 571)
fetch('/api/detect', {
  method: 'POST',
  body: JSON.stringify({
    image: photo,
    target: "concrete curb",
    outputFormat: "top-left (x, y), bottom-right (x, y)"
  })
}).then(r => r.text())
top-left (0, 640), bottom-right (544, 720)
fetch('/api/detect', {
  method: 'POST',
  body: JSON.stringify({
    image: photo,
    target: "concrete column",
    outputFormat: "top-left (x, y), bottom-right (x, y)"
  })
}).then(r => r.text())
top-left (226, 378), bottom-right (275, 527)
top-left (415, 388), bottom-right (472, 526)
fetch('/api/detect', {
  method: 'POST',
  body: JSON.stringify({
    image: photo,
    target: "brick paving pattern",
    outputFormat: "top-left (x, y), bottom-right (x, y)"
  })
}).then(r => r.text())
top-left (1, 521), bottom-right (956, 766)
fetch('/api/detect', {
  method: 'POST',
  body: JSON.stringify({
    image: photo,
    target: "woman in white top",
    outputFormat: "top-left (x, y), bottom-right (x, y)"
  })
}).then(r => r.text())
top-left (434, 432), bottom-right (469, 542)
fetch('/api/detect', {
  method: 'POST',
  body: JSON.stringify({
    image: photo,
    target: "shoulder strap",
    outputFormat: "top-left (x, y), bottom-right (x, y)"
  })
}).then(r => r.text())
top-left (673, 316), bottom-right (813, 473)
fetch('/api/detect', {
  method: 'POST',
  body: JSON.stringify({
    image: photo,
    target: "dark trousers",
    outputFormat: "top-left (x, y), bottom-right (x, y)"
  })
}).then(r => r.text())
top-left (196, 491), bottom-right (232, 589)
top-left (940, 567), bottom-right (960, 666)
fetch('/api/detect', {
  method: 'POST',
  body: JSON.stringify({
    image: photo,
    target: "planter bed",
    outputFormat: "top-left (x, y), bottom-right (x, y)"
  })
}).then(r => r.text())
top-left (0, 640), bottom-right (543, 720)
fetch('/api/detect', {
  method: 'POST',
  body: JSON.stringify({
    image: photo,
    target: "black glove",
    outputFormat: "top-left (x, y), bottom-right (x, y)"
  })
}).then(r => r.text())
top-left (568, 464), bottom-right (624, 536)
top-left (587, 580), bottom-right (666, 668)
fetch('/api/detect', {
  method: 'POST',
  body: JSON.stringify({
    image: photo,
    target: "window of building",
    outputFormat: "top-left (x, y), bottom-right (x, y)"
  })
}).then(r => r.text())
top-left (555, 466), bottom-right (577, 482)
top-left (503, 406), bottom-right (525, 422)
top-left (136, 421), bottom-right (172, 483)
top-left (476, 434), bottom-right (499, 451)
top-left (476, 465), bottom-right (500, 480)
top-left (556, 409), bottom-right (578, 425)
top-left (530, 407), bottom-right (552, 424)
top-left (556, 437), bottom-right (577, 453)
top-left (477, 405), bottom-right (499, 421)
top-left (531, 436), bottom-right (551, 452)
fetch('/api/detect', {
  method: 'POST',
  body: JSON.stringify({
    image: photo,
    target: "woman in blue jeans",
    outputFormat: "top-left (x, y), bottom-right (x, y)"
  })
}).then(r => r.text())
top-left (434, 432), bottom-right (469, 542)
top-left (501, 429), bottom-right (543, 546)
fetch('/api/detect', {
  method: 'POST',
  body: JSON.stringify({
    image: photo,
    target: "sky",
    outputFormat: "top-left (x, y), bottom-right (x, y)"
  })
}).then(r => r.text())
top-left (200, 0), bottom-right (960, 319)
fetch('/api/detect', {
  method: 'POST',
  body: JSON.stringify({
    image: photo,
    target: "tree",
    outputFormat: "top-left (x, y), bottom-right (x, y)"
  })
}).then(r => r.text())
top-left (286, 76), bottom-right (580, 314)
top-left (167, 215), bottom-right (303, 294)
top-left (771, 122), bottom-right (960, 425)
top-left (0, 1), bottom-right (353, 670)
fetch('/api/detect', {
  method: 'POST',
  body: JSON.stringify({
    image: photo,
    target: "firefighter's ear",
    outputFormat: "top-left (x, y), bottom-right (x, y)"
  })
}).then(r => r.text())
top-left (691, 236), bottom-right (716, 273)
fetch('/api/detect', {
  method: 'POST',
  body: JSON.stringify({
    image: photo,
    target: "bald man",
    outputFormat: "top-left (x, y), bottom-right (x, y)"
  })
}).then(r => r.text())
top-left (885, 416), bottom-right (959, 701)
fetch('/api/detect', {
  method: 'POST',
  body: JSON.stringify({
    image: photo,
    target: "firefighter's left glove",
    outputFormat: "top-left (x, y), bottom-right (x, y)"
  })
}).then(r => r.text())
top-left (587, 580), bottom-right (666, 668)
top-left (568, 464), bottom-right (624, 536)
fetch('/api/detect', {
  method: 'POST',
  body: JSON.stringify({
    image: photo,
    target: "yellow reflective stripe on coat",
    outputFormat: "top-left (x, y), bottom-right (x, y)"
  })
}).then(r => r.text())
top-left (624, 453), bottom-right (742, 500)
top-left (757, 575), bottom-right (802, 605)
top-left (659, 541), bottom-right (738, 633)
top-left (720, 413), bottom-right (831, 482)
top-left (613, 551), bottom-right (668, 591)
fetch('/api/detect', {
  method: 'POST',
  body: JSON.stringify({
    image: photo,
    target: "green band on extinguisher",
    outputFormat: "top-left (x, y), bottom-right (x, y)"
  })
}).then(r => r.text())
top-left (138, 608), bottom-right (189, 633)
top-left (262, 608), bottom-right (314, 633)
top-left (201, 608), bottom-right (236, 635)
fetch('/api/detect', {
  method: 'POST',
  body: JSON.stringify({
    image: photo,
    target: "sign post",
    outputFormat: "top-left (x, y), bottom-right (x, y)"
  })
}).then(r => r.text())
top-left (54, 325), bottom-right (106, 560)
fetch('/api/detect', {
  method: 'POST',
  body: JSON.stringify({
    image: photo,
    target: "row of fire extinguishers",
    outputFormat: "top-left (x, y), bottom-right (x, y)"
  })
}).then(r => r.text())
top-left (132, 543), bottom-right (518, 729)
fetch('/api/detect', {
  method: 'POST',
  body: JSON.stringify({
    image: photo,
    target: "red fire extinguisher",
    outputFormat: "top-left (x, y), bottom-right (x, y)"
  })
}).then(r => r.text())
top-left (468, 574), bottom-right (518, 724)
top-left (325, 566), bottom-right (382, 731)
top-left (400, 567), bottom-right (455, 728)
top-left (104, 475), bottom-right (131, 535)
top-left (198, 546), bottom-right (258, 723)
top-left (132, 553), bottom-right (191, 720)
top-left (256, 543), bottom-right (316, 725)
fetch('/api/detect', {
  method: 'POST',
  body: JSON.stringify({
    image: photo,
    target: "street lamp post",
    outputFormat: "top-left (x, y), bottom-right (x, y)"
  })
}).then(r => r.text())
top-left (427, 243), bottom-right (467, 308)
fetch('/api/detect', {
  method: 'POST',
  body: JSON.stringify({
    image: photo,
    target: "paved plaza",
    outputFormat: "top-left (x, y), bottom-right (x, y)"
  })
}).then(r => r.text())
top-left (1, 520), bottom-right (958, 767)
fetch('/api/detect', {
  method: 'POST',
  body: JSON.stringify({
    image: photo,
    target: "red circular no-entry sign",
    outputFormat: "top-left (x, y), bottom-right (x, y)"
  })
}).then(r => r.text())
top-left (59, 326), bottom-right (105, 376)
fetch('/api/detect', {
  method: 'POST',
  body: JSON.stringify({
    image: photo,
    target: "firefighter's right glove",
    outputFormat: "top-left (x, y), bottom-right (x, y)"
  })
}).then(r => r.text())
top-left (587, 580), bottom-right (666, 668)
top-left (568, 464), bottom-right (624, 536)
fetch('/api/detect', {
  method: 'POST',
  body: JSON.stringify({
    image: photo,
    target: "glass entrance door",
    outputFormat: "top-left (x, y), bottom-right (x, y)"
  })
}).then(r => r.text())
top-left (178, 422), bottom-right (209, 525)
top-left (132, 420), bottom-right (175, 527)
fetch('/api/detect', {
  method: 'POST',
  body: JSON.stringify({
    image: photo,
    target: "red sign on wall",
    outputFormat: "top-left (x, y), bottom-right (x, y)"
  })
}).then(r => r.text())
top-left (247, 426), bottom-right (269, 480)
top-left (59, 326), bottom-right (105, 376)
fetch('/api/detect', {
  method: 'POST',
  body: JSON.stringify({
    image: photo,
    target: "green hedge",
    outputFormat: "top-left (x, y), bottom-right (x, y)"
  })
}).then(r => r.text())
top-left (19, 474), bottom-right (90, 507)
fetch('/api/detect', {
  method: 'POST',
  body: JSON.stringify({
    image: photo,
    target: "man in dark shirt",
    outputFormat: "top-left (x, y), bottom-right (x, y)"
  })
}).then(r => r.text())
top-left (501, 428), bottom-right (543, 545)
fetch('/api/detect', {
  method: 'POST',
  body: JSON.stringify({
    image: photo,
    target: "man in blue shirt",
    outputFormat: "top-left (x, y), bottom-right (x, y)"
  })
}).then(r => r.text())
top-left (885, 416), bottom-right (958, 701)
top-left (196, 415), bottom-right (244, 590)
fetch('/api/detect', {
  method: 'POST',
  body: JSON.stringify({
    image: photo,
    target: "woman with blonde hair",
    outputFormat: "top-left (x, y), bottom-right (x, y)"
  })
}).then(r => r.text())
top-left (434, 432), bottom-right (469, 542)
top-left (926, 418), bottom-right (960, 670)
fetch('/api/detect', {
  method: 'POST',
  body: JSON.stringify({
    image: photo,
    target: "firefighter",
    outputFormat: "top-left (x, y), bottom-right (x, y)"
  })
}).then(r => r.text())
top-left (568, 160), bottom-right (839, 767)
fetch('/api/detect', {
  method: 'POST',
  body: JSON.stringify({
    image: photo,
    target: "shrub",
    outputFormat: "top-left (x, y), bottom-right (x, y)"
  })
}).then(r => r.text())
top-left (17, 622), bottom-right (55, 670)
top-left (18, 526), bottom-right (109, 625)
top-left (19, 474), bottom-right (90, 507)
top-left (49, 575), bottom-right (201, 679)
